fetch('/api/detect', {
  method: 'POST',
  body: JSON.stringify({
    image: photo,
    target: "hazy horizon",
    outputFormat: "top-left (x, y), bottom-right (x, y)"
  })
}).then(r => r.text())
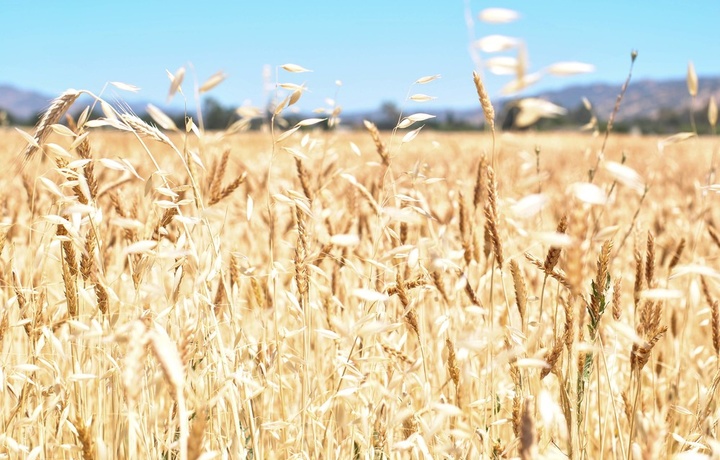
top-left (4, 73), bottom-right (720, 119)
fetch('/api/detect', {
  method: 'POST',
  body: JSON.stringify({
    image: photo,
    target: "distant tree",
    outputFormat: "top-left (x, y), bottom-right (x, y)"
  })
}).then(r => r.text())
top-left (377, 101), bottom-right (401, 129)
top-left (500, 101), bottom-right (525, 131)
top-left (426, 111), bottom-right (476, 131)
top-left (203, 97), bottom-right (239, 130)
top-left (564, 104), bottom-right (593, 126)
top-left (26, 111), bottom-right (45, 127)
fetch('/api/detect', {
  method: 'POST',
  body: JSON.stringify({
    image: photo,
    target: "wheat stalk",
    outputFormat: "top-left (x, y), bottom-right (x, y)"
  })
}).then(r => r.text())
top-left (22, 89), bottom-right (81, 159)
top-left (363, 120), bottom-right (389, 165)
top-left (645, 232), bottom-right (655, 289)
top-left (509, 260), bottom-right (527, 328)
top-left (473, 71), bottom-right (496, 167)
top-left (472, 71), bottom-right (495, 132)
top-left (485, 167), bottom-right (503, 269)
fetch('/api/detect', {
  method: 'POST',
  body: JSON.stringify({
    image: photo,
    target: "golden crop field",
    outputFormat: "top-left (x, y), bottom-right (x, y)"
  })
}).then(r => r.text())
top-left (0, 87), bottom-right (719, 460)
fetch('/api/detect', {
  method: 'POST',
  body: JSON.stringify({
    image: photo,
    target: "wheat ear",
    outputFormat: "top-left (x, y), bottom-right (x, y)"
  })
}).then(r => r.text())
top-left (22, 89), bottom-right (81, 159)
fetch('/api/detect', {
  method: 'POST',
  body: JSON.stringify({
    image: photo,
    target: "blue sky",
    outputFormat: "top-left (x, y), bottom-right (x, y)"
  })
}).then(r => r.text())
top-left (2, 1), bottom-right (719, 113)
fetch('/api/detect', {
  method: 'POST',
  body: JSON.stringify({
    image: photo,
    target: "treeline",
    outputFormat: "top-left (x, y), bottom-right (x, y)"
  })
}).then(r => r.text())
top-left (0, 98), bottom-right (266, 131)
top-left (2, 98), bottom-right (716, 135)
top-left (522, 104), bottom-right (716, 135)
top-left (610, 106), bottom-right (717, 135)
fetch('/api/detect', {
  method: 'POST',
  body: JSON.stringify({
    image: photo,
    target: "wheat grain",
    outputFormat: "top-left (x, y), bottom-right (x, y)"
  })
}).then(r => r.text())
top-left (509, 260), bottom-right (527, 326)
top-left (485, 167), bottom-right (503, 268)
top-left (645, 232), bottom-right (655, 289)
top-left (445, 338), bottom-right (461, 404)
top-left (612, 278), bottom-right (622, 321)
top-left (473, 154), bottom-right (488, 211)
top-left (634, 243), bottom-right (644, 307)
top-left (120, 113), bottom-right (171, 144)
top-left (363, 120), bottom-right (389, 165)
top-left (472, 71), bottom-right (495, 132)
top-left (295, 157), bottom-right (314, 202)
top-left (187, 408), bottom-right (207, 460)
top-left (519, 399), bottom-right (537, 460)
top-left (22, 89), bottom-right (81, 159)
top-left (542, 338), bottom-right (564, 379)
top-left (543, 215), bottom-right (568, 273)
top-left (713, 300), bottom-right (720, 356)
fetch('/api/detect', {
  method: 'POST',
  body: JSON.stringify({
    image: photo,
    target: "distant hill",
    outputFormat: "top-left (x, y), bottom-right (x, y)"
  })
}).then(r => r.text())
top-left (0, 85), bottom-right (54, 120)
top-left (0, 85), bottom-right (161, 124)
top-left (528, 77), bottom-right (720, 121)
top-left (341, 76), bottom-right (720, 129)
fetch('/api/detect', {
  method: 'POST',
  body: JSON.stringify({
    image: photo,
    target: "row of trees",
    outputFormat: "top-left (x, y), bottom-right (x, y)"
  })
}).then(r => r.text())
top-left (197, 98), bottom-right (720, 134)
top-left (2, 97), bottom-right (714, 134)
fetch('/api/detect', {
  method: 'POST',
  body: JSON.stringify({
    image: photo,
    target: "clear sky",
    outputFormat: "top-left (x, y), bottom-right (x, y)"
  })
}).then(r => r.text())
top-left (2, 1), bottom-right (719, 114)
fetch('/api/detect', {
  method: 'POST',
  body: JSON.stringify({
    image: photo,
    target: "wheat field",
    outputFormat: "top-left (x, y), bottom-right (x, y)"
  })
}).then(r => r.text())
top-left (0, 82), bottom-right (719, 460)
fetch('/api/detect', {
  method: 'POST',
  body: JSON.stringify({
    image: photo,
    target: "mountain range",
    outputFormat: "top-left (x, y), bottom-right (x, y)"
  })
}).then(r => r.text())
top-left (529, 77), bottom-right (720, 121)
top-left (1, 76), bottom-right (719, 126)
top-left (0, 85), bottom-right (56, 120)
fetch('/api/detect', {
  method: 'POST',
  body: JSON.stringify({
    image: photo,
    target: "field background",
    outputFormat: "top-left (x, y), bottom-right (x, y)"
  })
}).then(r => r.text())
top-left (1, 112), bottom-right (719, 460)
